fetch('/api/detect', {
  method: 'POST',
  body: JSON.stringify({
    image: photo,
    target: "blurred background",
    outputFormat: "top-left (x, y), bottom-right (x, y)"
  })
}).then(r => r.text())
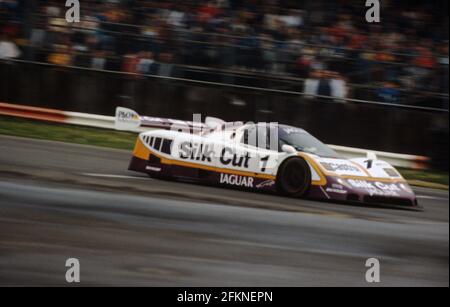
top-left (0, 0), bottom-right (448, 169)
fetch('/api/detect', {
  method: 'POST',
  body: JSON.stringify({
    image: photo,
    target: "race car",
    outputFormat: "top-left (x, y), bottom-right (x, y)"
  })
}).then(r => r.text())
top-left (115, 107), bottom-right (419, 208)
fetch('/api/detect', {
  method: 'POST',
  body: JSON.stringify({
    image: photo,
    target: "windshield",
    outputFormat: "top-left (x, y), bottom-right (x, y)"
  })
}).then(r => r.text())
top-left (279, 130), bottom-right (339, 158)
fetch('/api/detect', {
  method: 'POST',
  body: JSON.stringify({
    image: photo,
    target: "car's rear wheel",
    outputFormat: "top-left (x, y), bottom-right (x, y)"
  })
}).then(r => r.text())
top-left (276, 157), bottom-right (311, 197)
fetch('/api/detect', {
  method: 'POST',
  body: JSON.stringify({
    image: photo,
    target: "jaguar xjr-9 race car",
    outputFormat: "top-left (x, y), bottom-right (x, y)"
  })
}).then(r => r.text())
top-left (115, 107), bottom-right (419, 208)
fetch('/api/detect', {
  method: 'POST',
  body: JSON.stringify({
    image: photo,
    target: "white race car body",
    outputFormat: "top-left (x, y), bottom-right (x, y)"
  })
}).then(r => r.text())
top-left (116, 107), bottom-right (418, 207)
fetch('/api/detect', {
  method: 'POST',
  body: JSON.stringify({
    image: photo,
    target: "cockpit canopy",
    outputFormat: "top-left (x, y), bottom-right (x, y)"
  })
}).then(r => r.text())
top-left (239, 123), bottom-right (340, 158)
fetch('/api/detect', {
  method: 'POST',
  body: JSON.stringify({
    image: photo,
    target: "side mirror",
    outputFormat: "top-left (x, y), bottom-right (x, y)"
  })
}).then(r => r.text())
top-left (281, 144), bottom-right (297, 154)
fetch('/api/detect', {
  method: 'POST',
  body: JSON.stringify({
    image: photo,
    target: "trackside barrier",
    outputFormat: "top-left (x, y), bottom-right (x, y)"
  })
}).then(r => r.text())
top-left (0, 102), bottom-right (430, 169)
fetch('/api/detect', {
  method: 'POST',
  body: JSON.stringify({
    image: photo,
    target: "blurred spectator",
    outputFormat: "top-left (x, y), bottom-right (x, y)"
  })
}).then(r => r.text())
top-left (303, 70), bottom-right (321, 98)
top-left (47, 45), bottom-right (71, 65)
top-left (304, 70), bottom-right (348, 101)
top-left (377, 81), bottom-right (401, 103)
top-left (0, 33), bottom-right (20, 59)
top-left (279, 9), bottom-right (304, 28)
top-left (44, 1), bottom-right (60, 17)
top-left (316, 70), bottom-right (332, 97)
top-left (412, 45), bottom-right (438, 91)
top-left (136, 51), bottom-right (158, 75)
top-left (0, 0), bottom-right (447, 106)
top-left (91, 50), bottom-right (107, 70)
top-left (122, 52), bottom-right (139, 74)
top-left (437, 43), bottom-right (449, 98)
top-left (157, 52), bottom-right (179, 77)
top-left (197, 1), bottom-right (221, 24)
top-left (167, 4), bottom-right (188, 28)
top-left (0, 0), bottom-right (20, 25)
top-left (329, 71), bottom-right (348, 101)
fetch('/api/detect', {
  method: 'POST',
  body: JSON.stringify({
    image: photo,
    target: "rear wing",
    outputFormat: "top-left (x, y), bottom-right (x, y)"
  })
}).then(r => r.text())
top-left (114, 107), bottom-right (225, 133)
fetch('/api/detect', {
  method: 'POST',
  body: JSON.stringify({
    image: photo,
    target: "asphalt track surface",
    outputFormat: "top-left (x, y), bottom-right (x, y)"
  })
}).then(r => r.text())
top-left (0, 135), bottom-right (448, 286)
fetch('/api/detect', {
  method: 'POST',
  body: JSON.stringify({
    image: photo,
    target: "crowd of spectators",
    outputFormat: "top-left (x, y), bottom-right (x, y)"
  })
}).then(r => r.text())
top-left (0, 0), bottom-right (448, 106)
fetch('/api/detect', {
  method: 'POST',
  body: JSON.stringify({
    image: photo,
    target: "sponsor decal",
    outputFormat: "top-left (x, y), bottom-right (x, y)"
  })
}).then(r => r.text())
top-left (347, 179), bottom-right (374, 189)
top-left (179, 142), bottom-right (252, 168)
top-left (256, 180), bottom-right (275, 189)
top-left (373, 182), bottom-right (401, 192)
top-left (283, 127), bottom-right (306, 134)
top-left (220, 147), bottom-right (251, 168)
top-left (321, 162), bottom-right (360, 172)
top-left (347, 179), bottom-right (401, 197)
top-left (326, 183), bottom-right (348, 194)
top-left (326, 188), bottom-right (348, 194)
top-left (179, 142), bottom-right (215, 162)
top-left (117, 111), bottom-right (139, 123)
top-left (146, 166), bottom-right (161, 172)
top-left (220, 173), bottom-right (254, 188)
top-left (115, 107), bottom-right (141, 130)
top-left (332, 183), bottom-right (344, 189)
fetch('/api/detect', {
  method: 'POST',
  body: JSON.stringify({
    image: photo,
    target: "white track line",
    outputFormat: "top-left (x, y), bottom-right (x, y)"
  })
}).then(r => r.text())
top-left (416, 195), bottom-right (449, 201)
top-left (82, 173), bottom-right (152, 180)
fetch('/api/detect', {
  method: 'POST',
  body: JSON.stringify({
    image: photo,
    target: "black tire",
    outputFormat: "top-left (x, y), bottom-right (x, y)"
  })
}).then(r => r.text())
top-left (276, 157), bottom-right (311, 197)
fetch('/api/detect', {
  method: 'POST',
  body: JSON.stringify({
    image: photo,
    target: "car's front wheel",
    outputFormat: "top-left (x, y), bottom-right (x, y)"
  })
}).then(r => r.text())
top-left (276, 157), bottom-right (311, 197)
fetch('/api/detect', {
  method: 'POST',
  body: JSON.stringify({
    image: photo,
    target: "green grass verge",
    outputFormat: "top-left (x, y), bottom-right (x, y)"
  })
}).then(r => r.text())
top-left (0, 116), bottom-right (136, 150)
top-left (397, 168), bottom-right (448, 189)
top-left (0, 115), bottom-right (448, 189)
